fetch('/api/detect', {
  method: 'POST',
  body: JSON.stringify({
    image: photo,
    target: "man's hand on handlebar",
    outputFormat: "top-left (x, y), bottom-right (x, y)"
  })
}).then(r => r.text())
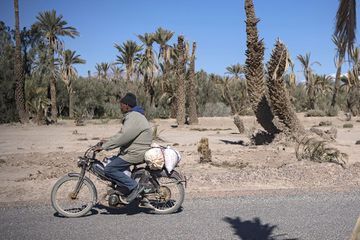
top-left (93, 142), bottom-right (104, 152)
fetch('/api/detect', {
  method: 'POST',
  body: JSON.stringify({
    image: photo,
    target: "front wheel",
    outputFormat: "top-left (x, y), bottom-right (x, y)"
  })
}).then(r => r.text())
top-left (145, 174), bottom-right (185, 214)
top-left (51, 174), bottom-right (97, 218)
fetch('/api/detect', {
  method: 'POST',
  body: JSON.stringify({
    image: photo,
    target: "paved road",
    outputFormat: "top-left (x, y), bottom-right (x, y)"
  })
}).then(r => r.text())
top-left (1, 190), bottom-right (359, 240)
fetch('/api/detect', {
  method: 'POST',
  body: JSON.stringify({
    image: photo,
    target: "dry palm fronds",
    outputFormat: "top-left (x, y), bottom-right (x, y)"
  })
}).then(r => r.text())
top-left (244, 0), bottom-right (279, 135)
top-left (295, 136), bottom-right (347, 168)
top-left (266, 40), bottom-right (304, 135)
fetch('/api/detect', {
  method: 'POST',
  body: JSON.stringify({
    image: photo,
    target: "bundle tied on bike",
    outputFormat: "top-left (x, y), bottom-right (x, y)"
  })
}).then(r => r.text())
top-left (144, 143), bottom-right (182, 173)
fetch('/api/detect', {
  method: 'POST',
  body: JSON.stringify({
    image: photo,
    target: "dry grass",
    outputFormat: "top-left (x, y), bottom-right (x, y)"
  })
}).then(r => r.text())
top-left (295, 136), bottom-right (347, 168)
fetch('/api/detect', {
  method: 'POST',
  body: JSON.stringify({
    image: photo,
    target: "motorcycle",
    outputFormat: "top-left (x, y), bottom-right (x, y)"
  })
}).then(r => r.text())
top-left (51, 144), bottom-right (186, 218)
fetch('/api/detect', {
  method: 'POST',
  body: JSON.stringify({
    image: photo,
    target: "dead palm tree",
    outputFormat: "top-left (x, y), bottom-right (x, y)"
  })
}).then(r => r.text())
top-left (244, 0), bottom-right (279, 135)
top-left (34, 10), bottom-right (79, 122)
top-left (60, 49), bottom-right (85, 118)
top-left (115, 40), bottom-right (142, 82)
top-left (266, 40), bottom-right (303, 134)
top-left (175, 35), bottom-right (186, 126)
top-left (13, 0), bottom-right (28, 123)
top-left (188, 42), bottom-right (198, 124)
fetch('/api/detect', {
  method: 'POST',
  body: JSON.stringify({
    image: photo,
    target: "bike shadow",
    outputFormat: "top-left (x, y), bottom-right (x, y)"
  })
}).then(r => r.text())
top-left (53, 208), bottom-right (99, 218)
top-left (95, 201), bottom-right (146, 215)
top-left (223, 216), bottom-right (298, 240)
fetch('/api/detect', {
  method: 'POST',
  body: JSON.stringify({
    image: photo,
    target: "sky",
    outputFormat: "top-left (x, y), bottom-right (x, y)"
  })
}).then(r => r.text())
top-left (1, 0), bottom-right (359, 80)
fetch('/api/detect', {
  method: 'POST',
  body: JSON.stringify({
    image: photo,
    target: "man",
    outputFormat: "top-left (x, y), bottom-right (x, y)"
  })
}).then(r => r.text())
top-left (96, 92), bottom-right (152, 203)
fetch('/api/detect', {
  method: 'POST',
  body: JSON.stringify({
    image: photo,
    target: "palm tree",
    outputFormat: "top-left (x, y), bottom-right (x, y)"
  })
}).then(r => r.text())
top-left (95, 63), bottom-right (102, 80)
top-left (138, 33), bottom-right (157, 105)
top-left (110, 64), bottom-right (123, 81)
top-left (332, 0), bottom-right (357, 107)
top-left (175, 35), bottom-right (186, 125)
top-left (13, 0), bottom-right (28, 123)
top-left (153, 27), bottom-right (174, 91)
top-left (331, 35), bottom-right (347, 107)
top-left (226, 63), bottom-right (245, 79)
top-left (297, 53), bottom-right (320, 109)
top-left (115, 40), bottom-right (142, 82)
top-left (244, 0), bottom-right (279, 135)
top-left (34, 10), bottom-right (79, 122)
top-left (100, 62), bottom-right (110, 80)
top-left (217, 76), bottom-right (237, 115)
top-left (188, 42), bottom-right (198, 124)
top-left (266, 40), bottom-right (303, 134)
top-left (60, 49), bottom-right (85, 118)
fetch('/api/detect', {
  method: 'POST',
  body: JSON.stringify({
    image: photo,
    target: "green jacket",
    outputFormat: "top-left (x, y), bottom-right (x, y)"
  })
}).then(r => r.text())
top-left (102, 109), bottom-right (152, 164)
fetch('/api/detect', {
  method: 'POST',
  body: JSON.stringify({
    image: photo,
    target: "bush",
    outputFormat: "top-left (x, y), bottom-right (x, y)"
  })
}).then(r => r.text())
top-left (343, 123), bottom-right (353, 128)
top-left (304, 110), bottom-right (326, 117)
top-left (202, 102), bottom-right (231, 117)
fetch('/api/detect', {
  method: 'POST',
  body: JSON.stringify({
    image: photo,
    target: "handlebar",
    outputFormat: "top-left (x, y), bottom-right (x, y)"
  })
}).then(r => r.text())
top-left (84, 142), bottom-right (103, 159)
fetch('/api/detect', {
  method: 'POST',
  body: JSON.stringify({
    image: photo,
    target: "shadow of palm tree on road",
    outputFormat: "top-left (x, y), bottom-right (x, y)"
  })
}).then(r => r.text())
top-left (223, 217), bottom-right (298, 240)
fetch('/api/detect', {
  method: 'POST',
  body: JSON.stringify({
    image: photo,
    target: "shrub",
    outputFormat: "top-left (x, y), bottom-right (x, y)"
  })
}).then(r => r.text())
top-left (343, 123), bottom-right (353, 128)
top-left (304, 110), bottom-right (326, 117)
top-left (202, 102), bottom-right (231, 117)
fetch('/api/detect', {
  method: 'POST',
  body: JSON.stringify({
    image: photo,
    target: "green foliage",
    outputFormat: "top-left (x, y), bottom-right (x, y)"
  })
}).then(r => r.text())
top-left (0, 22), bottom-right (18, 123)
top-left (202, 102), bottom-right (231, 117)
top-left (343, 123), bottom-right (353, 128)
top-left (304, 110), bottom-right (326, 117)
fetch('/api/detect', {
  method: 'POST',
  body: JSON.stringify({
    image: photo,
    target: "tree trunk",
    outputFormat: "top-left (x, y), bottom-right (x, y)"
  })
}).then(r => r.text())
top-left (331, 55), bottom-right (344, 107)
top-left (14, 0), bottom-right (28, 123)
top-left (48, 47), bottom-right (57, 122)
top-left (188, 42), bottom-right (198, 124)
top-left (244, 0), bottom-right (279, 134)
top-left (175, 36), bottom-right (186, 126)
top-left (267, 40), bottom-right (304, 135)
top-left (224, 84), bottom-right (237, 115)
top-left (68, 83), bottom-right (74, 118)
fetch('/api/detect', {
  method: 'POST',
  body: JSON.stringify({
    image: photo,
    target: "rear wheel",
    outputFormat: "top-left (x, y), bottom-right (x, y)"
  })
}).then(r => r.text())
top-left (51, 175), bottom-right (97, 218)
top-left (145, 175), bottom-right (185, 214)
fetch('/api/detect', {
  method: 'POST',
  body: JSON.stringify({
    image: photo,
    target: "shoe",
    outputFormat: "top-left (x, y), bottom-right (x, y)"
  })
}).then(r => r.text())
top-left (125, 184), bottom-right (144, 203)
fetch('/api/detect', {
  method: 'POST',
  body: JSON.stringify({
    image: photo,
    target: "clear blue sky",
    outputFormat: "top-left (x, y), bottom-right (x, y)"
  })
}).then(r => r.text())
top-left (1, 0), bottom-right (359, 80)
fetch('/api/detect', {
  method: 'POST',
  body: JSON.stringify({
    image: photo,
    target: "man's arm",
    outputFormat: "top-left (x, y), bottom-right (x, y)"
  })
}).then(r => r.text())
top-left (101, 114), bottom-right (142, 150)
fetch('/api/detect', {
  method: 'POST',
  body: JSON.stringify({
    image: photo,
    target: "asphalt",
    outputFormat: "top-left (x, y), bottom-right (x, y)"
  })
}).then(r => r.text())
top-left (1, 190), bottom-right (359, 240)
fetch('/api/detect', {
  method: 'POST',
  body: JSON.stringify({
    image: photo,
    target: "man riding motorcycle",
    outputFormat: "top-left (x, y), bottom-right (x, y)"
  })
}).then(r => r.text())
top-left (95, 92), bottom-right (152, 203)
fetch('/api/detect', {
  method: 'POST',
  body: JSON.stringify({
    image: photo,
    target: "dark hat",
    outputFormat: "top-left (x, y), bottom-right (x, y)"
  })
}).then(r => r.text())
top-left (120, 92), bottom-right (137, 108)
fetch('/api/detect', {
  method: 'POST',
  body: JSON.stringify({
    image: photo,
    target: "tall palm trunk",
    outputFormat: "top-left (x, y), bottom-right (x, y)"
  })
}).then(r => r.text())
top-left (188, 42), bottom-right (198, 124)
top-left (176, 36), bottom-right (186, 126)
top-left (307, 73), bottom-right (316, 109)
top-left (244, 0), bottom-right (279, 134)
top-left (68, 83), bottom-right (74, 118)
top-left (49, 48), bottom-right (57, 122)
top-left (14, 0), bottom-right (28, 123)
top-left (331, 52), bottom-right (345, 107)
top-left (224, 84), bottom-right (237, 115)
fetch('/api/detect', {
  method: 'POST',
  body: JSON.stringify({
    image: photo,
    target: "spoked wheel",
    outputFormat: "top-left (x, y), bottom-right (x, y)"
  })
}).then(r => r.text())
top-left (145, 176), bottom-right (185, 214)
top-left (51, 175), bottom-right (97, 218)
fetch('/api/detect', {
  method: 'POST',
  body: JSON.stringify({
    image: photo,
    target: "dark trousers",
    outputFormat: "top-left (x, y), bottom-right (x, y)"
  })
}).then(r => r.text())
top-left (104, 156), bottom-right (137, 191)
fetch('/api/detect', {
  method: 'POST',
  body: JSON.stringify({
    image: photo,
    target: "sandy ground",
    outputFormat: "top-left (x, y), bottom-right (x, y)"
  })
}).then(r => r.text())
top-left (0, 113), bottom-right (359, 205)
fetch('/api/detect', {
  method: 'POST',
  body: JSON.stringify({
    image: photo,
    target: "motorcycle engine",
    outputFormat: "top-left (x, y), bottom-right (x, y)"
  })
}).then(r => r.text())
top-left (108, 194), bottom-right (120, 207)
